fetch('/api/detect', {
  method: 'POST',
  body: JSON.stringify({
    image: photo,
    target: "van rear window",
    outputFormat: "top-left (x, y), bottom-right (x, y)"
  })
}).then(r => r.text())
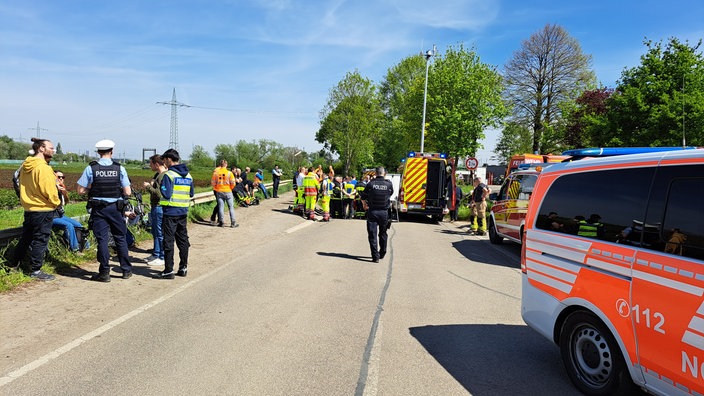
top-left (535, 168), bottom-right (654, 242)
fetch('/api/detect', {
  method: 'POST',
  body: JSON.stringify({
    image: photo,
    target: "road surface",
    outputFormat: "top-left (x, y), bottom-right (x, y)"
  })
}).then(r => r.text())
top-left (0, 193), bottom-right (580, 395)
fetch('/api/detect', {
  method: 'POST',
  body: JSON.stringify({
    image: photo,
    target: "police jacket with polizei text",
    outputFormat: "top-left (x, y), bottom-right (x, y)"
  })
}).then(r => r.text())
top-left (362, 176), bottom-right (394, 210)
top-left (160, 163), bottom-right (194, 217)
top-left (88, 161), bottom-right (123, 199)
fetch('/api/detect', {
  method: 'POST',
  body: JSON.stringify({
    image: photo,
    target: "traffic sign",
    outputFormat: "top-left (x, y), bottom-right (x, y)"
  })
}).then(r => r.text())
top-left (465, 157), bottom-right (478, 170)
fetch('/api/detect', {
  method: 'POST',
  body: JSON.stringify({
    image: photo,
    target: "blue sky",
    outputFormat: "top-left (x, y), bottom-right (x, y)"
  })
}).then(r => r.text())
top-left (1, 1), bottom-right (702, 164)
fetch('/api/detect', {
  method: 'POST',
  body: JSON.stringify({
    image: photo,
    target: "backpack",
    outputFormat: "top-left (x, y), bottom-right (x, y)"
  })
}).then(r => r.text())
top-left (12, 166), bottom-right (21, 198)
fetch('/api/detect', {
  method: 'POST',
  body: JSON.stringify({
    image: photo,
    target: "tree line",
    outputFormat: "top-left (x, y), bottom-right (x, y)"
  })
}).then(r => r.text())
top-left (316, 24), bottom-right (704, 171)
top-left (5, 26), bottom-right (702, 175)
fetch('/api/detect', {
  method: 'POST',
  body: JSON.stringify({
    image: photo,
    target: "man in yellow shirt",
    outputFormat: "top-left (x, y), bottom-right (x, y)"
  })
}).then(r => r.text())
top-left (12, 137), bottom-right (61, 281)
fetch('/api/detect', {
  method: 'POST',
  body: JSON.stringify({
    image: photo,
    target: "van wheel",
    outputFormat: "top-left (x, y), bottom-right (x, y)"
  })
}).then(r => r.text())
top-left (488, 218), bottom-right (502, 244)
top-left (559, 311), bottom-right (635, 396)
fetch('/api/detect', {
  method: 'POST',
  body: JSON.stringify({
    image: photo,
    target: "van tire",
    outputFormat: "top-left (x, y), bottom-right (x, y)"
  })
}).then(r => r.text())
top-left (559, 311), bottom-right (635, 396)
top-left (488, 218), bottom-right (503, 244)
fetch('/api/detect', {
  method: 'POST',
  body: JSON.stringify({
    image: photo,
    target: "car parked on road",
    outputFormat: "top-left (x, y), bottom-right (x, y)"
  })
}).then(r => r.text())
top-left (487, 167), bottom-right (540, 244)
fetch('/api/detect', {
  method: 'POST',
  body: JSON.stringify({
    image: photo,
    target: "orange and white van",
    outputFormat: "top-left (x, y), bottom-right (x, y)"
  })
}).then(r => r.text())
top-left (488, 167), bottom-right (541, 244)
top-left (521, 148), bottom-right (704, 395)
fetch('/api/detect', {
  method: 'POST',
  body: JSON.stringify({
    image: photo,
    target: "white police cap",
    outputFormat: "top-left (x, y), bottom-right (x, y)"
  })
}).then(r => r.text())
top-left (95, 139), bottom-right (115, 151)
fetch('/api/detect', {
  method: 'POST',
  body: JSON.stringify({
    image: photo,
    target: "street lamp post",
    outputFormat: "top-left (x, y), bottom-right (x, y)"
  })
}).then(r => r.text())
top-left (420, 45), bottom-right (436, 153)
top-left (683, 72), bottom-right (686, 148)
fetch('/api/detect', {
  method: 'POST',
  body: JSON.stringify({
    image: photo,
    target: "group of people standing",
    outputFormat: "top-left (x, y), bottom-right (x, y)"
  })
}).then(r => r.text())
top-left (291, 164), bottom-right (394, 262)
top-left (293, 165), bottom-right (373, 222)
top-left (13, 137), bottom-right (194, 282)
top-left (208, 161), bottom-right (282, 227)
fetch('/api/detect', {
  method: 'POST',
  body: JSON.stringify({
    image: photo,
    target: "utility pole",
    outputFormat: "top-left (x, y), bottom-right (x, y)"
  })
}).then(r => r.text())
top-left (420, 45), bottom-right (436, 153)
top-left (157, 88), bottom-right (190, 151)
top-left (28, 121), bottom-right (48, 138)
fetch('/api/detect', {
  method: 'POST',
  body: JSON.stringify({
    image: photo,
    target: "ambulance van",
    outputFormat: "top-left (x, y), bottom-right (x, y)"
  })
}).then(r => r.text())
top-left (521, 148), bottom-right (704, 395)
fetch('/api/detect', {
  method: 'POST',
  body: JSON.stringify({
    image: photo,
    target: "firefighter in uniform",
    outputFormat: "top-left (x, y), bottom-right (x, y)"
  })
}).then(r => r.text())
top-left (77, 139), bottom-right (133, 282)
top-left (319, 174), bottom-right (334, 222)
top-left (468, 176), bottom-right (490, 236)
top-left (354, 177), bottom-right (368, 219)
top-left (361, 167), bottom-right (394, 263)
top-left (342, 177), bottom-right (356, 219)
top-left (302, 167), bottom-right (319, 221)
top-left (153, 149), bottom-right (195, 279)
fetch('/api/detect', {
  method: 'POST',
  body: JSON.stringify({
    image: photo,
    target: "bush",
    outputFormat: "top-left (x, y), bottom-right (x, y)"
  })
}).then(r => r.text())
top-left (0, 189), bottom-right (19, 210)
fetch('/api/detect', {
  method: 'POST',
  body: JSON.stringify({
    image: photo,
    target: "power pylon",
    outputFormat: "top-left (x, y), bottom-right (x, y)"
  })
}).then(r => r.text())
top-left (157, 88), bottom-right (190, 151)
top-left (28, 121), bottom-right (48, 138)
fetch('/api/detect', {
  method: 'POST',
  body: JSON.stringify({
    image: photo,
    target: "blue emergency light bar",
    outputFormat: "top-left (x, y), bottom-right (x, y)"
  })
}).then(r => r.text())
top-left (407, 152), bottom-right (448, 159)
top-left (562, 146), bottom-right (697, 158)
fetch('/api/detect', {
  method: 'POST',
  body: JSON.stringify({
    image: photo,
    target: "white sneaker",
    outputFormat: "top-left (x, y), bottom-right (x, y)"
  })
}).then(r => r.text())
top-left (148, 258), bottom-right (165, 266)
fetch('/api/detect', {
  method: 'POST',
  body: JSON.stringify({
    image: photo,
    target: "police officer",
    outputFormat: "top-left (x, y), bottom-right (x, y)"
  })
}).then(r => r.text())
top-left (153, 149), bottom-right (194, 279)
top-left (77, 139), bottom-right (133, 282)
top-left (361, 166), bottom-right (394, 263)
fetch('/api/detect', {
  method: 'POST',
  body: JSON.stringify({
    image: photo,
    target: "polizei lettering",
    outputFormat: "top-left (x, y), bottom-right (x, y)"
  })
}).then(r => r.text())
top-left (95, 170), bottom-right (118, 177)
top-left (372, 184), bottom-right (388, 190)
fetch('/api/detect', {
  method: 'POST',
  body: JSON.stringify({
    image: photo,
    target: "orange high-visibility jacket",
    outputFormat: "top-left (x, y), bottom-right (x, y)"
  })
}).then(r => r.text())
top-left (212, 167), bottom-right (235, 192)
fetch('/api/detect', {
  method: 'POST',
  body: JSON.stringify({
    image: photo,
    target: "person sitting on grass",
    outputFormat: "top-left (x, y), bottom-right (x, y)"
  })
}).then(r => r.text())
top-left (52, 170), bottom-right (87, 252)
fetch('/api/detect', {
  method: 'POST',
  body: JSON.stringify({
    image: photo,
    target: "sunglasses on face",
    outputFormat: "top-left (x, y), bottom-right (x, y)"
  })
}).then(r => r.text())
top-left (57, 176), bottom-right (65, 179)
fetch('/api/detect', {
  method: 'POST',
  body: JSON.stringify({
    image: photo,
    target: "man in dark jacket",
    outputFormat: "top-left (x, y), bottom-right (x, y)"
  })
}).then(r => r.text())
top-left (360, 167), bottom-right (394, 263)
top-left (153, 149), bottom-right (195, 279)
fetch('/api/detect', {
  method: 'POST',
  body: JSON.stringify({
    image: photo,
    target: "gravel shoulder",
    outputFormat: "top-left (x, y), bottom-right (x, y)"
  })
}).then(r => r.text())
top-left (0, 193), bottom-right (300, 375)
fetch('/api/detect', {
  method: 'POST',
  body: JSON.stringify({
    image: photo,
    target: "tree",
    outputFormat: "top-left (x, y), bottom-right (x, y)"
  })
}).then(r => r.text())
top-left (503, 24), bottom-right (595, 153)
top-left (0, 135), bottom-right (31, 159)
top-left (378, 55), bottom-right (427, 169)
top-left (188, 145), bottom-right (214, 168)
top-left (213, 144), bottom-right (237, 167)
top-left (604, 38), bottom-right (704, 147)
top-left (562, 88), bottom-right (614, 147)
top-left (426, 43), bottom-right (507, 161)
top-left (494, 122), bottom-right (532, 163)
top-left (317, 70), bottom-right (383, 175)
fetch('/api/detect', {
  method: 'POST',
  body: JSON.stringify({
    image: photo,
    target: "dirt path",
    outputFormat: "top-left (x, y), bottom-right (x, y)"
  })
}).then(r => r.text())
top-left (0, 193), bottom-right (300, 375)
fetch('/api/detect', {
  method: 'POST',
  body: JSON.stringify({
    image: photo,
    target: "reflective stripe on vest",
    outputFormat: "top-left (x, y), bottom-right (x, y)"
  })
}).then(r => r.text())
top-left (160, 170), bottom-right (193, 207)
top-left (303, 173), bottom-right (318, 197)
top-left (577, 220), bottom-right (600, 237)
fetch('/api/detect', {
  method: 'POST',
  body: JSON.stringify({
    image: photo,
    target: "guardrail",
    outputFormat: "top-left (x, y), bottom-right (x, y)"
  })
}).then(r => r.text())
top-left (0, 180), bottom-right (292, 247)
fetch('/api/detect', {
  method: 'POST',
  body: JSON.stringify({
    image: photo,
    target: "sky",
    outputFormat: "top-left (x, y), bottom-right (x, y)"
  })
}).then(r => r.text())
top-left (1, 1), bottom-right (703, 165)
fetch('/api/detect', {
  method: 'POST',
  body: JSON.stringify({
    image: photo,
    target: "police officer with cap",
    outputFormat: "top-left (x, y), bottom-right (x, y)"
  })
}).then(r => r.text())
top-left (77, 139), bottom-right (133, 282)
top-left (361, 166), bottom-right (394, 263)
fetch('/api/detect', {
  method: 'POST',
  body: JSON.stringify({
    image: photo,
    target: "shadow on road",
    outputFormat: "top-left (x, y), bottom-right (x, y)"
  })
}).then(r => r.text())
top-left (451, 239), bottom-right (521, 269)
top-left (409, 324), bottom-right (578, 395)
top-left (316, 251), bottom-right (373, 263)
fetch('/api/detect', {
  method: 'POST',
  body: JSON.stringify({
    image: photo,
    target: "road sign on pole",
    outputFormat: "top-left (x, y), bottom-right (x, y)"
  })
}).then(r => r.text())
top-left (465, 157), bottom-right (478, 170)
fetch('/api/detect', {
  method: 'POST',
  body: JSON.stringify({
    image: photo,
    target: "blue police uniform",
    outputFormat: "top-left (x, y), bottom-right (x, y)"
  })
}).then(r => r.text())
top-left (361, 175), bottom-right (394, 262)
top-left (78, 157), bottom-right (132, 280)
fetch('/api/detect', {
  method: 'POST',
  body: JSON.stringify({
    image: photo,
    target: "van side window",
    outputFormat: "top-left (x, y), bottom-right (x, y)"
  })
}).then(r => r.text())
top-left (517, 175), bottom-right (536, 200)
top-left (497, 178), bottom-right (510, 200)
top-left (535, 168), bottom-right (654, 241)
top-left (507, 177), bottom-right (521, 200)
top-left (644, 166), bottom-right (704, 261)
top-left (660, 178), bottom-right (704, 260)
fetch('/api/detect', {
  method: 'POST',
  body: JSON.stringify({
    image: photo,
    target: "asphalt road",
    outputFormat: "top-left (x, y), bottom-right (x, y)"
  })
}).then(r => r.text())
top-left (0, 200), bottom-right (581, 396)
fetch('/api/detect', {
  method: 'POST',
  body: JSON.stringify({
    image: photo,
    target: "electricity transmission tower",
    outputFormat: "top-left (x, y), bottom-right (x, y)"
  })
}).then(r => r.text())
top-left (157, 88), bottom-right (190, 151)
top-left (28, 121), bottom-right (48, 138)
